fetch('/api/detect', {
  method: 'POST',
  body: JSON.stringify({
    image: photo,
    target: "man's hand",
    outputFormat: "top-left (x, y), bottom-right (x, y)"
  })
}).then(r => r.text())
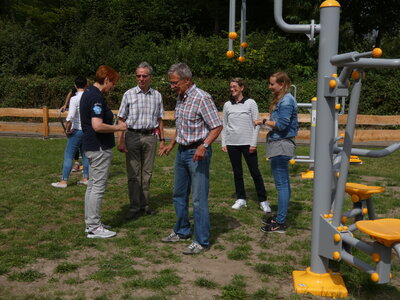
top-left (160, 143), bottom-right (174, 156)
top-left (221, 146), bottom-right (227, 153)
top-left (193, 145), bottom-right (207, 161)
top-left (249, 146), bottom-right (257, 153)
top-left (117, 143), bottom-right (128, 153)
top-left (158, 140), bottom-right (166, 156)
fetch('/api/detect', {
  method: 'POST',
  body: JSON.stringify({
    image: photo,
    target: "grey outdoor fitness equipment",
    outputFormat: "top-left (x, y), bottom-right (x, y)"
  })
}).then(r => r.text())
top-left (227, 0), bottom-right (248, 61)
top-left (274, 0), bottom-right (400, 297)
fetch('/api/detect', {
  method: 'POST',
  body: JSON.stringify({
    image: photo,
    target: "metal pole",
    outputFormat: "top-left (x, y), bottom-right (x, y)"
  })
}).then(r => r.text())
top-left (332, 79), bottom-right (362, 226)
top-left (240, 0), bottom-right (246, 58)
top-left (228, 0), bottom-right (236, 52)
top-left (310, 2), bottom-right (341, 274)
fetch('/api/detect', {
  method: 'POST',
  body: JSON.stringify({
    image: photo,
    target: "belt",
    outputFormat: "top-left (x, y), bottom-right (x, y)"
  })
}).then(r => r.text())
top-left (128, 128), bottom-right (154, 135)
top-left (178, 140), bottom-right (203, 151)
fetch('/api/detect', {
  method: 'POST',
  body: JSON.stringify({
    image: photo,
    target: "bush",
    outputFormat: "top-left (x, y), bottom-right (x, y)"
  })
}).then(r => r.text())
top-left (1, 70), bottom-right (399, 116)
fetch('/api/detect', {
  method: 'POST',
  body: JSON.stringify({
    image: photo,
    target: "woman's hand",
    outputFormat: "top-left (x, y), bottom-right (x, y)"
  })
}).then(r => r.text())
top-left (254, 119), bottom-right (262, 127)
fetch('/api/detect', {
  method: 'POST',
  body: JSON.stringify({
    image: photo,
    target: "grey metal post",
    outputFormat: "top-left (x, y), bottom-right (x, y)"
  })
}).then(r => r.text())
top-left (228, 0), bottom-right (236, 51)
top-left (332, 79), bottom-right (362, 226)
top-left (309, 3), bottom-right (340, 274)
top-left (240, 0), bottom-right (247, 58)
top-left (309, 97), bottom-right (317, 167)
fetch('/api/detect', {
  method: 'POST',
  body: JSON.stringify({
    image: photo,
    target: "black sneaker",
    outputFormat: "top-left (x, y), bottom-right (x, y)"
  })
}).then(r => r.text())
top-left (261, 215), bottom-right (277, 225)
top-left (261, 222), bottom-right (286, 233)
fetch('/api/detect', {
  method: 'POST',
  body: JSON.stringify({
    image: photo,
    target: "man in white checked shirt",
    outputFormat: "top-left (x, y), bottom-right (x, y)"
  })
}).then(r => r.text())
top-left (117, 62), bottom-right (165, 220)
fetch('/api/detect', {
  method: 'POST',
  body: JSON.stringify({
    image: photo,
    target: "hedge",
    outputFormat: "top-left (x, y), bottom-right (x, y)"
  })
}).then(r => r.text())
top-left (0, 70), bottom-right (399, 115)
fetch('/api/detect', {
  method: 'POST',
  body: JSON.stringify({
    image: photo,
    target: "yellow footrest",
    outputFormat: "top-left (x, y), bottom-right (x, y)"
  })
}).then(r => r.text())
top-left (345, 182), bottom-right (384, 202)
top-left (356, 218), bottom-right (400, 247)
top-left (293, 267), bottom-right (348, 298)
top-left (301, 169), bottom-right (314, 179)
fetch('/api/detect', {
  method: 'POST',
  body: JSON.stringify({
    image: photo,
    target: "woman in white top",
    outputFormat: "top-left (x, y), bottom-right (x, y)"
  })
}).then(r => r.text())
top-left (221, 78), bottom-right (270, 212)
top-left (51, 76), bottom-right (89, 188)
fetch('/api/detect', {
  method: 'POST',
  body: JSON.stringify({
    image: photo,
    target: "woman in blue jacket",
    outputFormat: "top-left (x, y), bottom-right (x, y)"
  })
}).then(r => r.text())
top-left (254, 72), bottom-right (298, 233)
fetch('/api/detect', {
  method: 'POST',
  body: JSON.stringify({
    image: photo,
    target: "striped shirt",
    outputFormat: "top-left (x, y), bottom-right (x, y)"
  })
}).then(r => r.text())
top-left (117, 86), bottom-right (164, 129)
top-left (175, 84), bottom-right (222, 146)
top-left (221, 98), bottom-right (260, 147)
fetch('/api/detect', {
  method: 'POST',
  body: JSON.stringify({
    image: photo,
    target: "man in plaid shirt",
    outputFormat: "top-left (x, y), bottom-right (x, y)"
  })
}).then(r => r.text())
top-left (117, 62), bottom-right (165, 220)
top-left (161, 63), bottom-right (222, 255)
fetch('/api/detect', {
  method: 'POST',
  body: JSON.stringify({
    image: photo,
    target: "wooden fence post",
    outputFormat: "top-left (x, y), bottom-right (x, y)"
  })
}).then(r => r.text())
top-left (42, 106), bottom-right (49, 139)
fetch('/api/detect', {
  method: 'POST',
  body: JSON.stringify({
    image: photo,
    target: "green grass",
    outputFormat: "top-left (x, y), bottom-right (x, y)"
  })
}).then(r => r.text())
top-left (1, 137), bottom-right (400, 299)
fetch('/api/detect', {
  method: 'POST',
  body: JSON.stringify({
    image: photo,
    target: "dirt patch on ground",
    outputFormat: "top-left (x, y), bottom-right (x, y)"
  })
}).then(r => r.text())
top-left (0, 223), bottom-right (301, 299)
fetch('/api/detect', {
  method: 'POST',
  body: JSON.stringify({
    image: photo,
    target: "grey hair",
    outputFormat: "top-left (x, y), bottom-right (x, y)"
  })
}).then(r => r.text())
top-left (137, 61), bottom-right (153, 75)
top-left (168, 63), bottom-right (192, 79)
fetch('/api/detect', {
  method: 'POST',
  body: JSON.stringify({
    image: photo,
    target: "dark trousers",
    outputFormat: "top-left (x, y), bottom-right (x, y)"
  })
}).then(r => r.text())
top-left (227, 145), bottom-right (267, 202)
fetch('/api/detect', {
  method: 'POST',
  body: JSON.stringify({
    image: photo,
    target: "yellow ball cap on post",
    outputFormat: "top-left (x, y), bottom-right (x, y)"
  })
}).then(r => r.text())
top-left (228, 32), bottom-right (238, 40)
top-left (226, 51), bottom-right (235, 59)
top-left (372, 48), bottom-right (382, 58)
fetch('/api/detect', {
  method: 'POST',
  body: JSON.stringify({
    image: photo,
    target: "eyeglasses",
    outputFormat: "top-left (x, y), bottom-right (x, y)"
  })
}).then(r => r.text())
top-left (136, 74), bottom-right (150, 78)
top-left (169, 80), bottom-right (181, 86)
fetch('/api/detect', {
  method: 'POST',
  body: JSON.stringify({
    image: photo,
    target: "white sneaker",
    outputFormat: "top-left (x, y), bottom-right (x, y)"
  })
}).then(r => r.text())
top-left (87, 226), bottom-right (116, 238)
top-left (260, 201), bottom-right (271, 213)
top-left (85, 224), bottom-right (111, 233)
top-left (232, 199), bottom-right (247, 209)
top-left (51, 182), bottom-right (67, 188)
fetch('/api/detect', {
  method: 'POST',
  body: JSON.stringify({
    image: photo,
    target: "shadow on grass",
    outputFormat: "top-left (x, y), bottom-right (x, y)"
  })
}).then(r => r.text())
top-left (105, 191), bottom-right (174, 228)
top-left (210, 212), bottom-right (241, 245)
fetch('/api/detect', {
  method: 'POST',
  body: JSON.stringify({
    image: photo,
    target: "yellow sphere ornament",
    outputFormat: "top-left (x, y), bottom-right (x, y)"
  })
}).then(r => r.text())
top-left (238, 56), bottom-right (246, 63)
top-left (240, 42), bottom-right (248, 48)
top-left (372, 253), bottom-right (381, 263)
top-left (372, 48), bottom-right (382, 58)
top-left (226, 51), bottom-right (235, 59)
top-left (329, 79), bottom-right (337, 89)
top-left (332, 251), bottom-right (341, 260)
top-left (351, 71), bottom-right (360, 80)
top-left (371, 273), bottom-right (379, 282)
top-left (228, 32), bottom-right (238, 40)
top-left (334, 233), bottom-right (341, 243)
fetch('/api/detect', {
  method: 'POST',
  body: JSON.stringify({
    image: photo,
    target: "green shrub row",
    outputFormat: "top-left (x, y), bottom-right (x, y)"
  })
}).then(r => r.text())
top-left (0, 69), bottom-right (399, 115)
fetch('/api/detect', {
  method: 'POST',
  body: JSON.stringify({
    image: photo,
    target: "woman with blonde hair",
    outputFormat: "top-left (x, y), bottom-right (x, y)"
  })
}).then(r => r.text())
top-left (255, 72), bottom-right (298, 233)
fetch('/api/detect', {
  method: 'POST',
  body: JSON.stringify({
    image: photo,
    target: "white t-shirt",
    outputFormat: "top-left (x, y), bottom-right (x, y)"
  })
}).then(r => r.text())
top-left (66, 91), bottom-right (84, 130)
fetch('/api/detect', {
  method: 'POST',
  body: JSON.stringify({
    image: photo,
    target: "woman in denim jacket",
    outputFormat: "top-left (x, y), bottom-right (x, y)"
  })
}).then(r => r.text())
top-left (254, 72), bottom-right (298, 233)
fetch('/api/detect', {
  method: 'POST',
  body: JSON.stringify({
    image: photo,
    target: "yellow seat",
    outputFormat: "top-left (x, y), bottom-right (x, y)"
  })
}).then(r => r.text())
top-left (345, 182), bottom-right (384, 202)
top-left (349, 155), bottom-right (363, 164)
top-left (356, 219), bottom-right (400, 247)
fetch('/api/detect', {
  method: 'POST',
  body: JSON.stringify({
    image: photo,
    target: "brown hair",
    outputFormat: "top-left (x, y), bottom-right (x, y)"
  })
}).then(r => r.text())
top-left (95, 65), bottom-right (120, 85)
top-left (229, 77), bottom-right (245, 88)
top-left (269, 72), bottom-right (291, 113)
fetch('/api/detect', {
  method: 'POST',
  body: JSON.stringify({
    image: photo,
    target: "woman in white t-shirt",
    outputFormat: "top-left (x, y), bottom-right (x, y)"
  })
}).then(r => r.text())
top-left (221, 78), bottom-right (270, 212)
top-left (51, 76), bottom-right (89, 188)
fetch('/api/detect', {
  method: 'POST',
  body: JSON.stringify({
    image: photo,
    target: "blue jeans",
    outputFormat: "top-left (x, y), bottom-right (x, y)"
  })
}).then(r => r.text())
top-left (173, 146), bottom-right (212, 247)
top-left (62, 130), bottom-right (89, 180)
top-left (269, 155), bottom-right (291, 224)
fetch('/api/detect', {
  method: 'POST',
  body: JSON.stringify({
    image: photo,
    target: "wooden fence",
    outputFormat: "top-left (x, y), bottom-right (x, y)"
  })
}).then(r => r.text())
top-left (0, 107), bottom-right (399, 143)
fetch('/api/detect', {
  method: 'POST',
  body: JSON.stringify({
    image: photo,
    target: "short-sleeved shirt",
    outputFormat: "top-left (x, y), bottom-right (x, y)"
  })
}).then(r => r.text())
top-left (80, 85), bottom-right (115, 151)
top-left (117, 86), bottom-right (164, 129)
top-left (66, 91), bottom-right (83, 130)
top-left (175, 84), bottom-right (222, 146)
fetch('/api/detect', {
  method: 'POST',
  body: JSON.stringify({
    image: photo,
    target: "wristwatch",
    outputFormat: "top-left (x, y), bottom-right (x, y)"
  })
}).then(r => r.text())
top-left (262, 119), bottom-right (267, 125)
top-left (202, 143), bottom-right (209, 149)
